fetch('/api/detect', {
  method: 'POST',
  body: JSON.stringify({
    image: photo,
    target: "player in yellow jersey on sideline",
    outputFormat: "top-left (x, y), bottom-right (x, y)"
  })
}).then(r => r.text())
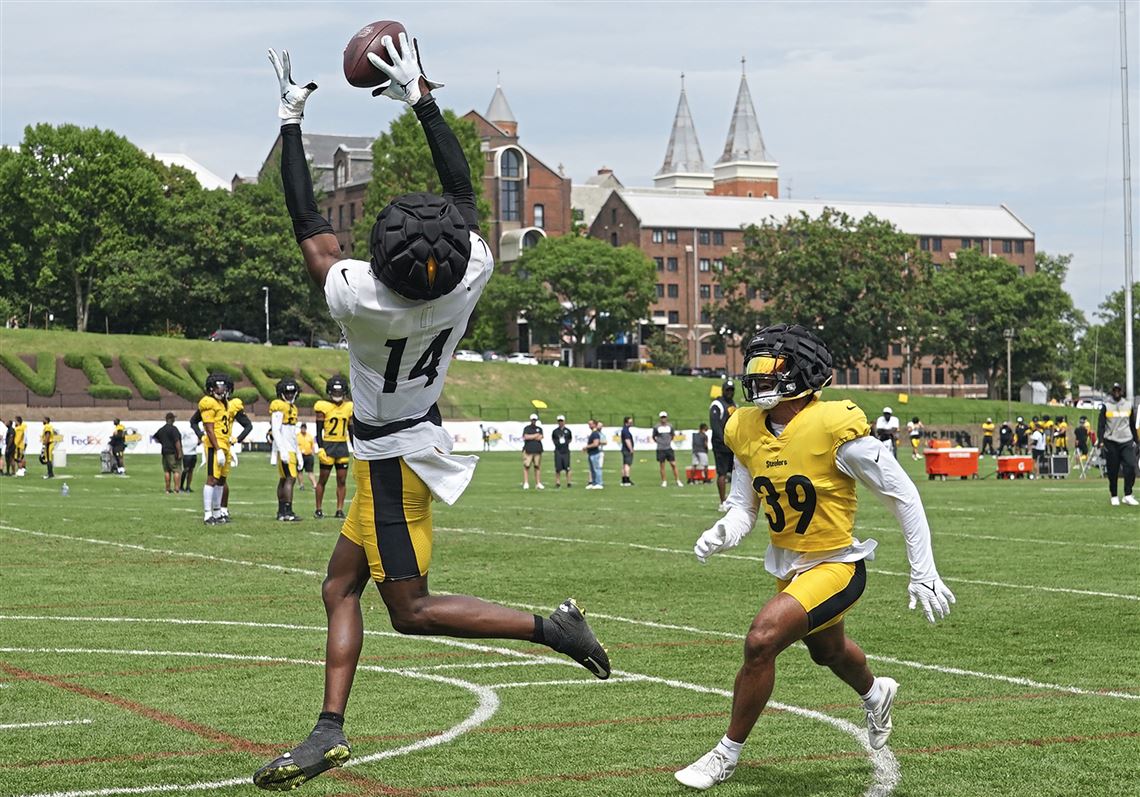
top-left (270, 377), bottom-right (303, 522)
top-left (12, 415), bottom-right (27, 477)
top-left (40, 417), bottom-right (56, 479)
top-left (313, 374), bottom-right (353, 519)
top-left (675, 324), bottom-right (956, 791)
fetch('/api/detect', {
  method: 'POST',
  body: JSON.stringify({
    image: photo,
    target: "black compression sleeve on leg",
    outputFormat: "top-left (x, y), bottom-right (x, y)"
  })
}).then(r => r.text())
top-left (280, 124), bottom-right (335, 243)
top-left (412, 96), bottom-right (479, 230)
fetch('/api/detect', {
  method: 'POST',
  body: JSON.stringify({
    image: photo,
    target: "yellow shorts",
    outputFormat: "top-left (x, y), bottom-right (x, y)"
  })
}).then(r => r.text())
top-left (777, 559), bottom-right (866, 636)
top-left (205, 447), bottom-right (231, 479)
top-left (319, 442), bottom-right (351, 468)
top-left (340, 457), bottom-right (433, 582)
top-left (277, 451), bottom-right (298, 479)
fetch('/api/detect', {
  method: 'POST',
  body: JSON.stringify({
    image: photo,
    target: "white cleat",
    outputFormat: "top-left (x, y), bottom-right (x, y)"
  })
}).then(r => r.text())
top-left (536, 483), bottom-right (545, 490)
top-left (523, 483), bottom-right (530, 490)
top-left (676, 480), bottom-right (684, 487)
top-left (864, 677), bottom-right (899, 750)
top-left (661, 480), bottom-right (668, 488)
top-left (1122, 495), bottom-right (1139, 506)
top-left (1110, 496), bottom-right (1120, 506)
top-left (675, 748), bottom-right (736, 790)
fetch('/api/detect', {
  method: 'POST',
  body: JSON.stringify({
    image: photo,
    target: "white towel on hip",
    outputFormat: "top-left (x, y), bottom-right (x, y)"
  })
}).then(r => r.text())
top-left (402, 447), bottom-right (480, 506)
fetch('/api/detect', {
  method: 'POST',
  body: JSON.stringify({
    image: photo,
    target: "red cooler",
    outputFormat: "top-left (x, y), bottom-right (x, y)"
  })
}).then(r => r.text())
top-left (997, 455), bottom-right (1035, 479)
top-left (924, 447), bottom-right (980, 480)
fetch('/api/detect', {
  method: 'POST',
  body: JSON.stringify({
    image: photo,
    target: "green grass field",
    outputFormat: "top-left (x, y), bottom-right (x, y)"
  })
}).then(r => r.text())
top-left (2, 451), bottom-right (1137, 797)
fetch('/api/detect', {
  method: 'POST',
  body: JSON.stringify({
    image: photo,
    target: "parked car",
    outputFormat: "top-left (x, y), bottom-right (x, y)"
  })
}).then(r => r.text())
top-left (505, 352), bottom-right (539, 366)
top-left (285, 339), bottom-right (306, 348)
top-left (454, 349), bottom-right (483, 363)
top-left (209, 329), bottom-right (260, 344)
top-left (314, 338), bottom-right (337, 349)
top-left (481, 350), bottom-right (504, 361)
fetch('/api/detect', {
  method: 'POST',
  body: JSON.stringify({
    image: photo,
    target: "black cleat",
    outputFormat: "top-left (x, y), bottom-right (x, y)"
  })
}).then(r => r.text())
top-left (313, 509), bottom-right (324, 519)
top-left (547, 598), bottom-right (611, 680)
top-left (253, 722), bottom-right (351, 791)
top-left (334, 509), bottom-right (346, 519)
top-left (280, 513), bottom-right (302, 523)
top-left (204, 516), bottom-right (219, 526)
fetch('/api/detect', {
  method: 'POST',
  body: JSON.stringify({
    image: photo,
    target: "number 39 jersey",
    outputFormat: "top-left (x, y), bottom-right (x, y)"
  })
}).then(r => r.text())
top-left (724, 399), bottom-right (870, 554)
top-left (323, 233), bottom-right (494, 459)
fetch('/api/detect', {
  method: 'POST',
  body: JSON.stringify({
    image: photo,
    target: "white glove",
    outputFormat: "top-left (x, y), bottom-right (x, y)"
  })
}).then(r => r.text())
top-left (268, 48), bottom-right (317, 124)
top-left (229, 449), bottom-right (239, 467)
top-left (908, 577), bottom-right (957, 623)
top-left (694, 521), bottom-right (743, 564)
top-left (232, 441), bottom-right (242, 455)
top-left (214, 448), bottom-right (226, 468)
top-left (366, 32), bottom-right (443, 105)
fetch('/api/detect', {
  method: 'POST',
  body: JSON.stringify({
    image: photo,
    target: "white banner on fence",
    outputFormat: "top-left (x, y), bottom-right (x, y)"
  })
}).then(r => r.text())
top-left (12, 420), bottom-right (704, 456)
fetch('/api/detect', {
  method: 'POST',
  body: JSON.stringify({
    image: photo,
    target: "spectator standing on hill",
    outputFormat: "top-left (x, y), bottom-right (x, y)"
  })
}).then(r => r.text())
top-left (551, 415), bottom-right (573, 488)
top-left (584, 419), bottom-right (604, 489)
top-left (656, 411), bottom-right (682, 487)
top-left (180, 425), bottom-right (199, 493)
top-left (1098, 383), bottom-right (1139, 506)
top-left (874, 407), bottom-right (899, 458)
top-left (620, 415), bottom-right (635, 486)
top-left (151, 414), bottom-right (183, 493)
top-left (980, 418), bottom-right (995, 456)
top-left (522, 413), bottom-right (544, 490)
top-left (110, 418), bottom-right (127, 474)
top-left (710, 380), bottom-right (737, 510)
top-left (997, 421), bottom-right (1014, 456)
top-left (692, 423), bottom-right (710, 483)
top-left (40, 417), bottom-right (56, 479)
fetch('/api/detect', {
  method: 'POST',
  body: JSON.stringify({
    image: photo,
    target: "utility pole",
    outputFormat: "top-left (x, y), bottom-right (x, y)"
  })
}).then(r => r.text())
top-left (1004, 328), bottom-right (1015, 422)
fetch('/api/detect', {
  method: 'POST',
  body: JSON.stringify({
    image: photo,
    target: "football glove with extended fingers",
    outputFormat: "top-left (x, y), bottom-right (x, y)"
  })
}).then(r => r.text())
top-left (214, 448), bottom-right (227, 469)
top-left (268, 48), bottom-right (317, 124)
top-left (908, 577), bottom-right (956, 623)
top-left (694, 521), bottom-right (745, 563)
top-left (366, 32), bottom-right (443, 105)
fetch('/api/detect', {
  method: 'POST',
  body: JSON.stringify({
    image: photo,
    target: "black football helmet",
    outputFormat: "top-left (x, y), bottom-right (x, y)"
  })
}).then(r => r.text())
top-left (740, 324), bottom-right (833, 409)
top-left (326, 375), bottom-right (348, 402)
top-left (222, 375), bottom-right (235, 399)
top-left (205, 373), bottom-right (227, 400)
top-left (369, 192), bottom-right (471, 301)
top-left (275, 376), bottom-right (300, 403)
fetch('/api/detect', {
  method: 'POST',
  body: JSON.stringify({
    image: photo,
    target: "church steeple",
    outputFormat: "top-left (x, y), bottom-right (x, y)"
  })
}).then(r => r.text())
top-left (711, 58), bottom-right (779, 198)
top-left (654, 74), bottom-right (713, 191)
top-left (486, 74), bottom-right (517, 137)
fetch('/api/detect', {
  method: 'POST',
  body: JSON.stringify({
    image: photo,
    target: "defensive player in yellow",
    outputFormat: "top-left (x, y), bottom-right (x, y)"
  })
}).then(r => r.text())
top-left (270, 377), bottom-right (303, 522)
top-left (40, 417), bottom-right (56, 479)
top-left (1052, 415), bottom-right (1068, 454)
top-left (196, 374), bottom-right (232, 525)
top-left (312, 374), bottom-right (353, 519)
top-left (216, 376), bottom-right (253, 522)
top-left (13, 415), bottom-right (26, 477)
top-left (676, 324), bottom-right (956, 791)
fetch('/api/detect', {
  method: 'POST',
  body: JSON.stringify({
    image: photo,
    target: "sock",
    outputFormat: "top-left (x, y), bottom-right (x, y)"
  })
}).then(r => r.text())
top-left (715, 735), bottom-right (743, 763)
top-left (203, 485), bottom-right (214, 517)
top-left (212, 489), bottom-right (222, 512)
top-left (286, 502), bottom-right (293, 515)
top-left (317, 711), bottom-right (345, 728)
top-left (277, 500), bottom-right (286, 515)
top-left (860, 678), bottom-right (883, 706)
top-left (532, 614), bottom-right (564, 649)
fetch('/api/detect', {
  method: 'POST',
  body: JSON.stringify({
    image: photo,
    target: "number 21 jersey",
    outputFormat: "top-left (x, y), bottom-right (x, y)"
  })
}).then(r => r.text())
top-left (323, 234), bottom-right (494, 459)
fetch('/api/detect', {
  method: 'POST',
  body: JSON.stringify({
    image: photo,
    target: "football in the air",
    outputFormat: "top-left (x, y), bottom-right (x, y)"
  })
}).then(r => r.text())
top-left (343, 20), bottom-right (406, 88)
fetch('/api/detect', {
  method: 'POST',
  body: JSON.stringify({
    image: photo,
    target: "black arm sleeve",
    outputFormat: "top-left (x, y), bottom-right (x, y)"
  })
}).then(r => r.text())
top-left (315, 417), bottom-right (324, 449)
top-left (234, 411), bottom-right (253, 443)
top-left (1097, 406), bottom-right (1108, 441)
top-left (280, 124), bottom-right (335, 243)
top-left (189, 410), bottom-right (203, 439)
top-left (412, 96), bottom-right (479, 230)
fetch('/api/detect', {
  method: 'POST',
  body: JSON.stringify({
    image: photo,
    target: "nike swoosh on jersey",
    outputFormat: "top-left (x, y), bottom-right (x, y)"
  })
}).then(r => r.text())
top-left (846, 405), bottom-right (857, 411)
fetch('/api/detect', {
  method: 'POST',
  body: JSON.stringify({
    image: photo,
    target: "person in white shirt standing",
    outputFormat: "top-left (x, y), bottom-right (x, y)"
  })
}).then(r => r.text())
top-left (254, 40), bottom-right (611, 791)
top-left (873, 406), bottom-right (900, 458)
top-left (178, 424), bottom-right (199, 494)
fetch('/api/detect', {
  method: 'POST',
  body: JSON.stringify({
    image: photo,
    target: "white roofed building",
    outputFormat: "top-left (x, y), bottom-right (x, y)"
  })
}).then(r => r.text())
top-left (152, 153), bottom-right (230, 192)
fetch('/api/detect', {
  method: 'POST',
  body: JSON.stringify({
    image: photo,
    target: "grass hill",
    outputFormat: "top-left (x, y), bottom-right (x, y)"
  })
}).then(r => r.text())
top-left (1, 328), bottom-right (1059, 428)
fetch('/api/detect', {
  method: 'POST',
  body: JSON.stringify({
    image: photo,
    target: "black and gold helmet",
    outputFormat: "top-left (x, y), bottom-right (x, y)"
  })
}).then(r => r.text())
top-left (275, 376), bottom-right (300, 403)
top-left (740, 324), bottom-right (833, 410)
top-left (326, 375), bottom-right (348, 402)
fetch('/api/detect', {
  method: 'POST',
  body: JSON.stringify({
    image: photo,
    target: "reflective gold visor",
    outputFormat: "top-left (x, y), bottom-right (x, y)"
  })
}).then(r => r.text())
top-left (744, 355), bottom-right (786, 377)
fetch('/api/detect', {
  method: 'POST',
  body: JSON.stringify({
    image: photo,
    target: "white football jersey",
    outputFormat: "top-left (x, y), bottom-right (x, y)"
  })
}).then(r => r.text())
top-left (324, 232), bottom-right (494, 459)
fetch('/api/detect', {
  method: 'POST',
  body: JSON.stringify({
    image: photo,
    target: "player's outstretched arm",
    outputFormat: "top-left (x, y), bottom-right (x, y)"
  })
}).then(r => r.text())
top-left (269, 49), bottom-right (341, 288)
top-left (836, 435), bottom-right (956, 623)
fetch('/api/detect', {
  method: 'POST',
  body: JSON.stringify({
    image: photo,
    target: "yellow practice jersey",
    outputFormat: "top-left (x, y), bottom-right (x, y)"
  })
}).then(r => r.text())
top-left (297, 432), bottom-right (315, 456)
top-left (42, 423), bottom-right (55, 446)
top-left (198, 395), bottom-right (232, 450)
top-left (14, 423), bottom-right (26, 448)
top-left (725, 399), bottom-right (869, 554)
top-left (313, 399), bottom-right (353, 443)
top-left (268, 399), bottom-right (298, 426)
top-left (981, 422), bottom-right (995, 437)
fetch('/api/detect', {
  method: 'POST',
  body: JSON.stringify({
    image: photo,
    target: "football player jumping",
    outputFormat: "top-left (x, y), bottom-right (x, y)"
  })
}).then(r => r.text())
top-left (675, 324), bottom-right (956, 791)
top-left (312, 374), bottom-right (353, 519)
top-left (254, 39), bottom-right (611, 791)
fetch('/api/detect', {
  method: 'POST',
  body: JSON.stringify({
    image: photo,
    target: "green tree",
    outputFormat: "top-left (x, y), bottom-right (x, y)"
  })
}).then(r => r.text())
top-left (460, 270), bottom-right (552, 353)
top-left (646, 327), bottom-right (688, 372)
top-left (353, 106), bottom-right (490, 256)
top-left (917, 249), bottom-right (1084, 399)
top-left (14, 124), bottom-right (167, 331)
top-left (1071, 283), bottom-right (1139, 393)
top-left (509, 236), bottom-right (657, 365)
top-left (710, 209), bottom-right (921, 369)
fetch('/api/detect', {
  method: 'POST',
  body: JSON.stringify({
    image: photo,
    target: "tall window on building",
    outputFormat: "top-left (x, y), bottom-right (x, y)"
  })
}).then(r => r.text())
top-left (713, 259), bottom-right (724, 271)
top-left (667, 284), bottom-right (679, 298)
top-left (713, 285), bottom-right (723, 299)
top-left (534, 204), bottom-right (544, 229)
top-left (879, 368), bottom-right (890, 385)
top-left (699, 258), bottom-right (710, 272)
top-left (699, 285), bottom-right (710, 299)
top-left (920, 237), bottom-right (930, 251)
top-left (349, 203), bottom-right (356, 225)
top-left (892, 368), bottom-right (903, 384)
top-left (935, 368), bottom-right (945, 384)
top-left (654, 257), bottom-right (664, 271)
top-left (666, 257), bottom-right (678, 272)
top-left (338, 205), bottom-right (343, 230)
top-left (666, 229), bottom-right (678, 243)
top-left (1001, 240), bottom-right (1012, 254)
top-left (699, 309), bottom-right (710, 324)
top-left (652, 229), bottom-right (663, 244)
top-left (848, 368), bottom-right (860, 385)
top-left (500, 149), bottom-right (522, 221)
top-left (668, 310), bottom-right (680, 324)
top-left (610, 232), bottom-right (618, 247)
top-left (655, 283), bottom-right (664, 298)
top-left (699, 230), bottom-right (710, 245)
top-left (922, 368), bottom-right (932, 385)
top-left (932, 238), bottom-right (942, 252)
top-left (960, 238), bottom-right (971, 249)
top-left (713, 230), bottom-right (724, 245)
top-left (1014, 240), bottom-right (1025, 254)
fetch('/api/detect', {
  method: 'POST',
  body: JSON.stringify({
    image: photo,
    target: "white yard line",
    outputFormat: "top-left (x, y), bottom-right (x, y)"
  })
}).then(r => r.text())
top-left (0, 719), bottom-right (93, 731)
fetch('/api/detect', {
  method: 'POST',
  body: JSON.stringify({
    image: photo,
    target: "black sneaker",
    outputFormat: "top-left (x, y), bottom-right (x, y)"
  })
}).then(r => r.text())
top-left (204, 516), bottom-right (219, 526)
top-left (314, 509), bottom-right (324, 519)
top-left (334, 509), bottom-right (346, 519)
top-left (253, 721), bottom-right (351, 791)
top-left (547, 598), bottom-right (611, 680)
top-left (281, 513), bottom-right (302, 523)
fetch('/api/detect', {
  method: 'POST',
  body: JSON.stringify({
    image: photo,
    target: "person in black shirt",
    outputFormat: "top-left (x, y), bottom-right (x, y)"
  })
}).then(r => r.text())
top-left (551, 415), bottom-right (573, 488)
top-left (996, 420), bottom-right (1014, 456)
top-left (709, 380), bottom-right (736, 509)
top-left (522, 413), bottom-right (544, 490)
top-left (620, 416), bottom-right (635, 486)
top-left (150, 413), bottom-right (183, 494)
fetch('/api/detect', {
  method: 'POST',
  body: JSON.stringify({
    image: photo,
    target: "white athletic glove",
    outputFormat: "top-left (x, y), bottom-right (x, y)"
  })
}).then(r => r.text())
top-left (229, 448), bottom-right (239, 467)
top-left (214, 448), bottom-right (226, 468)
top-left (366, 32), bottom-right (443, 105)
top-left (907, 577), bottom-right (957, 623)
top-left (694, 521), bottom-right (744, 564)
top-left (232, 442), bottom-right (242, 455)
top-left (268, 48), bottom-right (317, 124)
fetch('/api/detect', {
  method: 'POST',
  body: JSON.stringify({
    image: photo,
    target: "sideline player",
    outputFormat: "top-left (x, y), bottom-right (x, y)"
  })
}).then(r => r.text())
top-left (1098, 382), bottom-right (1139, 506)
top-left (195, 374), bottom-right (232, 525)
top-left (12, 415), bottom-right (26, 477)
top-left (254, 42), bottom-right (611, 791)
top-left (270, 376), bottom-right (303, 522)
top-left (709, 379), bottom-right (736, 509)
top-left (675, 324), bottom-right (955, 791)
top-left (313, 375), bottom-right (353, 518)
top-left (40, 417), bottom-right (56, 479)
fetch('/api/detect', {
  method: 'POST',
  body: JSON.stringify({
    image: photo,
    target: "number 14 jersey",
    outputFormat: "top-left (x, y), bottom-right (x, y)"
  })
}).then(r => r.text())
top-left (323, 234), bottom-right (494, 459)
top-left (724, 400), bottom-right (870, 554)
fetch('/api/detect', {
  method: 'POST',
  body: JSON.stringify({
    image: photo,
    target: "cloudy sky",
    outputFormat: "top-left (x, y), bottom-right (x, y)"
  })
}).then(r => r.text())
top-left (2, 1), bottom-right (1136, 316)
